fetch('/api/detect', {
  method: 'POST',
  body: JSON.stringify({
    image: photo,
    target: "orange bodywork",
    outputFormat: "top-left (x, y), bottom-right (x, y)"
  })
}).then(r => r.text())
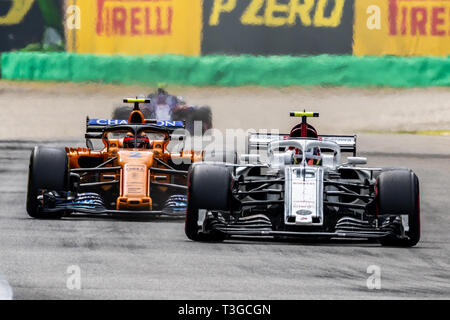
top-left (66, 109), bottom-right (203, 211)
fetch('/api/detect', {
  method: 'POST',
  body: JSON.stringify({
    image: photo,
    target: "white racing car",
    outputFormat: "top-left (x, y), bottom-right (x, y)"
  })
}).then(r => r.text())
top-left (185, 112), bottom-right (420, 247)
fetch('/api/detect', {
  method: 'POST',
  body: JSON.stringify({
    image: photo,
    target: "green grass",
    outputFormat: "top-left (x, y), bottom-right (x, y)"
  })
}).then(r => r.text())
top-left (2, 52), bottom-right (450, 87)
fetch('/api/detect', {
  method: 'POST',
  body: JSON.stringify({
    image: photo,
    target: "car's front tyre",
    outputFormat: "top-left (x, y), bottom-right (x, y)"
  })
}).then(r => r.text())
top-left (377, 169), bottom-right (420, 247)
top-left (185, 163), bottom-right (232, 242)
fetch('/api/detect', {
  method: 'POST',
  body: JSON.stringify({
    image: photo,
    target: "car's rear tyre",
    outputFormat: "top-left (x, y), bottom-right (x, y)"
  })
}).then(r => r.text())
top-left (377, 170), bottom-right (420, 247)
top-left (26, 147), bottom-right (69, 219)
top-left (185, 163), bottom-right (232, 242)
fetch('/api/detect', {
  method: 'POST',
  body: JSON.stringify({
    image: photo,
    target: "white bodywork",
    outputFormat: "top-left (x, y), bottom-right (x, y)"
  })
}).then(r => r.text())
top-left (284, 166), bottom-right (324, 225)
top-left (266, 139), bottom-right (339, 226)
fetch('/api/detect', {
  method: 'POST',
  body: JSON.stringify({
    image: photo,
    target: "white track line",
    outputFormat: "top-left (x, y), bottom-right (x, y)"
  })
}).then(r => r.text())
top-left (0, 275), bottom-right (13, 300)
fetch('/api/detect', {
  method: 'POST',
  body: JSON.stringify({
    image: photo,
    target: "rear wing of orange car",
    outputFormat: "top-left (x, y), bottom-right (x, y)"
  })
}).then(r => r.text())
top-left (87, 118), bottom-right (185, 129)
top-left (85, 117), bottom-right (185, 136)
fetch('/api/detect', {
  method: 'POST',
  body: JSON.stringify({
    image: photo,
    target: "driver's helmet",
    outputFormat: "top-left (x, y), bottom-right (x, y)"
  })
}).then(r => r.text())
top-left (123, 132), bottom-right (151, 149)
top-left (289, 123), bottom-right (321, 165)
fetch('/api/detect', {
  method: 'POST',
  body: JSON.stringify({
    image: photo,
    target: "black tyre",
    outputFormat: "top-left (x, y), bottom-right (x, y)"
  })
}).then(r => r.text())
top-left (377, 170), bottom-right (420, 247)
top-left (194, 106), bottom-right (212, 132)
top-left (185, 163), bottom-right (232, 242)
top-left (204, 150), bottom-right (238, 164)
top-left (26, 147), bottom-right (69, 219)
top-left (372, 167), bottom-right (408, 180)
top-left (173, 106), bottom-right (212, 135)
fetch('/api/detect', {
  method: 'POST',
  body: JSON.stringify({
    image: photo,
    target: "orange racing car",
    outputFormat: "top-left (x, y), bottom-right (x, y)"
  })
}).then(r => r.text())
top-left (26, 98), bottom-right (232, 219)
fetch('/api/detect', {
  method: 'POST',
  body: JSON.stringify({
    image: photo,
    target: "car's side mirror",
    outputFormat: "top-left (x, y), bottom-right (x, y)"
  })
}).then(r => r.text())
top-left (86, 139), bottom-right (94, 150)
top-left (240, 154), bottom-right (260, 164)
top-left (346, 157), bottom-right (367, 165)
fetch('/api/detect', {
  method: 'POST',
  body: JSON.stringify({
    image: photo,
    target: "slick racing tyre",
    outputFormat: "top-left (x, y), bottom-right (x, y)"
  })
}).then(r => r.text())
top-left (112, 105), bottom-right (153, 120)
top-left (377, 170), bottom-right (420, 247)
top-left (172, 105), bottom-right (213, 135)
top-left (193, 106), bottom-right (212, 133)
top-left (26, 147), bottom-right (69, 219)
top-left (112, 105), bottom-right (133, 120)
top-left (185, 163), bottom-right (232, 242)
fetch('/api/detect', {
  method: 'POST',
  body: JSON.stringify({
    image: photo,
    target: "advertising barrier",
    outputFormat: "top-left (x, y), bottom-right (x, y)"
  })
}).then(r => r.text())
top-left (202, 0), bottom-right (354, 55)
top-left (62, 0), bottom-right (450, 57)
top-left (354, 0), bottom-right (450, 56)
top-left (1, 1), bottom-right (450, 87)
top-left (0, 0), bottom-right (45, 52)
top-left (66, 0), bottom-right (202, 56)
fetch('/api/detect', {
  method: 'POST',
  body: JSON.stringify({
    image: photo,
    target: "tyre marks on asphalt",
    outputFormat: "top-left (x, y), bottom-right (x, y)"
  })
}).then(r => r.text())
top-left (0, 275), bottom-right (13, 300)
top-left (0, 140), bottom-right (449, 299)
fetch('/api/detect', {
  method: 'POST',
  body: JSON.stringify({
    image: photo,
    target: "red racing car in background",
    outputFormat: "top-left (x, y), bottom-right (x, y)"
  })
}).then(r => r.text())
top-left (185, 112), bottom-right (421, 247)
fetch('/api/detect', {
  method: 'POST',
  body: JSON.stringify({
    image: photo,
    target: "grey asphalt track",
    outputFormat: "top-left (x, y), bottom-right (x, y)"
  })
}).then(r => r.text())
top-left (0, 82), bottom-right (449, 299)
top-left (0, 139), bottom-right (448, 300)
